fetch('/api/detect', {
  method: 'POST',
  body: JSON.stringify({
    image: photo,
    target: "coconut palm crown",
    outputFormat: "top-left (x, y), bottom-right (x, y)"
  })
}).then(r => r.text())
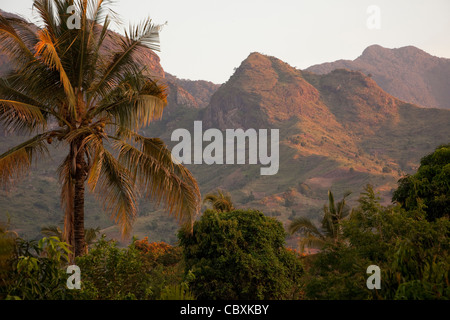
top-left (0, 0), bottom-right (201, 257)
top-left (203, 189), bottom-right (235, 213)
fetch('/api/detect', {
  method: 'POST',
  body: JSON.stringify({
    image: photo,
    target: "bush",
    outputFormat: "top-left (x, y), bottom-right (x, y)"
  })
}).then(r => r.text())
top-left (393, 143), bottom-right (450, 221)
top-left (5, 236), bottom-right (74, 300)
top-left (74, 236), bottom-right (185, 300)
top-left (73, 236), bottom-right (188, 300)
top-left (179, 209), bottom-right (303, 299)
top-left (302, 185), bottom-right (450, 300)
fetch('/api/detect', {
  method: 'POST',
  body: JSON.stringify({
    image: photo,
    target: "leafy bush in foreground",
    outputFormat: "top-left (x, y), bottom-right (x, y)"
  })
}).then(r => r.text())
top-left (179, 209), bottom-right (304, 299)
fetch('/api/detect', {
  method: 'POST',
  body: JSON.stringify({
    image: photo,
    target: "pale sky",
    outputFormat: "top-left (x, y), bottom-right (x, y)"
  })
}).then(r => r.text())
top-left (1, 0), bottom-right (449, 84)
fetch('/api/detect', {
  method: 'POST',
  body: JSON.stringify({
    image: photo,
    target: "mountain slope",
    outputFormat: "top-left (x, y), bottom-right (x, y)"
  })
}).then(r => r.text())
top-left (0, 8), bottom-right (448, 244)
top-left (143, 52), bottom-right (449, 244)
top-left (306, 45), bottom-right (450, 110)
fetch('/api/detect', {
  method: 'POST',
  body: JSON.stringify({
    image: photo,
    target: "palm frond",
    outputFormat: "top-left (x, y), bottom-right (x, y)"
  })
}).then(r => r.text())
top-left (322, 205), bottom-right (337, 239)
top-left (126, 18), bottom-right (161, 51)
top-left (288, 216), bottom-right (323, 238)
top-left (104, 94), bottom-right (165, 131)
top-left (337, 190), bottom-right (352, 219)
top-left (298, 235), bottom-right (327, 253)
top-left (0, 14), bottom-right (36, 68)
top-left (0, 133), bottom-right (49, 187)
top-left (34, 28), bottom-right (76, 108)
top-left (0, 99), bottom-right (47, 133)
top-left (41, 225), bottom-right (62, 239)
top-left (93, 147), bottom-right (137, 237)
top-left (32, 0), bottom-right (60, 38)
top-left (203, 189), bottom-right (234, 212)
top-left (1, 60), bottom-right (70, 121)
top-left (89, 17), bottom-right (162, 98)
top-left (116, 137), bottom-right (200, 229)
top-left (0, 77), bottom-right (51, 112)
top-left (91, 68), bottom-right (167, 130)
top-left (84, 227), bottom-right (100, 245)
top-left (328, 190), bottom-right (336, 216)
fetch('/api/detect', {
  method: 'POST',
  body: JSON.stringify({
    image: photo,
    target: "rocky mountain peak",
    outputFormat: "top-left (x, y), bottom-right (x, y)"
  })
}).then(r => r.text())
top-left (307, 45), bottom-right (450, 109)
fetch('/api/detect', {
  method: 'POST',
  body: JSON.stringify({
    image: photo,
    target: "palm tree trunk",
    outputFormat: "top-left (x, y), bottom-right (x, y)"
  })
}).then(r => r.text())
top-left (73, 142), bottom-right (86, 257)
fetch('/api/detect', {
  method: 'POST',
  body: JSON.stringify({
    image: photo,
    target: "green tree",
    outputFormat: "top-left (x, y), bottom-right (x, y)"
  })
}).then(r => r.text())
top-left (6, 236), bottom-right (73, 300)
top-left (288, 190), bottom-right (351, 252)
top-left (203, 189), bottom-right (235, 212)
top-left (0, 0), bottom-right (200, 257)
top-left (74, 236), bottom-right (188, 300)
top-left (179, 209), bottom-right (303, 299)
top-left (74, 236), bottom-right (152, 299)
top-left (302, 185), bottom-right (450, 300)
top-left (393, 143), bottom-right (450, 221)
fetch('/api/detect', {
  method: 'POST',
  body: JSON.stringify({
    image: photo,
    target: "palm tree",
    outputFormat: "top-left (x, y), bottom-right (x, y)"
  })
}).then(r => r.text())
top-left (41, 225), bottom-right (64, 239)
top-left (41, 224), bottom-right (99, 244)
top-left (84, 226), bottom-right (100, 247)
top-left (203, 189), bottom-right (235, 213)
top-left (288, 190), bottom-right (351, 253)
top-left (0, 0), bottom-right (200, 258)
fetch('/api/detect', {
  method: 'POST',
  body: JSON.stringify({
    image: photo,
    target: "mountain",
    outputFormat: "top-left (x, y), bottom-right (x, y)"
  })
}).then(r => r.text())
top-left (306, 44), bottom-right (450, 110)
top-left (140, 52), bottom-right (449, 249)
top-left (0, 10), bottom-right (448, 244)
top-left (164, 73), bottom-right (220, 108)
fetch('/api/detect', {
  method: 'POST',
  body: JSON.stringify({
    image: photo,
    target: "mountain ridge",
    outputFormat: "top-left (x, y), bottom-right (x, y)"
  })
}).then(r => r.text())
top-left (0, 10), bottom-right (448, 244)
top-left (306, 44), bottom-right (450, 110)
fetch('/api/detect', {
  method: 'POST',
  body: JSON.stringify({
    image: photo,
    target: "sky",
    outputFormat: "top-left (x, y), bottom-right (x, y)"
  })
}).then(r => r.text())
top-left (1, 0), bottom-right (450, 84)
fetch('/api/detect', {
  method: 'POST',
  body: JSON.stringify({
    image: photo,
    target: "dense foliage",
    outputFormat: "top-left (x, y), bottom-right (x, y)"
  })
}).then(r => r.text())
top-left (179, 209), bottom-right (303, 299)
top-left (1, 234), bottom-right (188, 300)
top-left (301, 185), bottom-right (449, 300)
top-left (3, 236), bottom-right (74, 300)
top-left (1, 145), bottom-right (449, 300)
top-left (393, 143), bottom-right (450, 221)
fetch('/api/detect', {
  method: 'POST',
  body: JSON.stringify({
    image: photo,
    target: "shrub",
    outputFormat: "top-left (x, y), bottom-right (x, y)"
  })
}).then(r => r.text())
top-left (73, 236), bottom-right (186, 300)
top-left (179, 209), bottom-right (303, 299)
top-left (302, 185), bottom-right (450, 300)
top-left (393, 143), bottom-right (450, 221)
top-left (5, 236), bottom-right (73, 300)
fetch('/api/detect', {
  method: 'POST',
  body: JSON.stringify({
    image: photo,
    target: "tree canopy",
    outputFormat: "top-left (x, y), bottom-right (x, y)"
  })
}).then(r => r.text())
top-left (393, 143), bottom-right (450, 221)
top-left (179, 209), bottom-right (303, 299)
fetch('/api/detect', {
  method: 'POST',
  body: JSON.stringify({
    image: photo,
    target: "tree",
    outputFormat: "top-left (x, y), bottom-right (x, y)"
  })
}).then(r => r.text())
top-left (203, 189), bottom-right (235, 212)
top-left (288, 190), bottom-right (351, 252)
top-left (0, 0), bottom-right (200, 257)
top-left (74, 236), bottom-right (154, 300)
top-left (302, 185), bottom-right (450, 300)
top-left (6, 236), bottom-right (73, 300)
top-left (179, 209), bottom-right (303, 299)
top-left (393, 143), bottom-right (450, 221)
top-left (41, 225), bottom-right (100, 252)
